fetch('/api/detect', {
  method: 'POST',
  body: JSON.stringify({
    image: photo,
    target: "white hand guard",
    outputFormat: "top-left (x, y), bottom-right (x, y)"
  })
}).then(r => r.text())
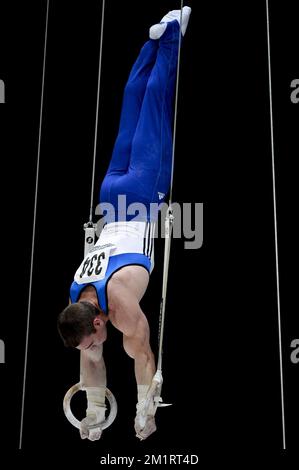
top-left (134, 371), bottom-right (163, 440)
top-left (80, 386), bottom-right (106, 441)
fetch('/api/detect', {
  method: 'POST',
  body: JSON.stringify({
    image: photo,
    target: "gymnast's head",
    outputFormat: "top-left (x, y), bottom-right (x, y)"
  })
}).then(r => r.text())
top-left (57, 301), bottom-right (107, 349)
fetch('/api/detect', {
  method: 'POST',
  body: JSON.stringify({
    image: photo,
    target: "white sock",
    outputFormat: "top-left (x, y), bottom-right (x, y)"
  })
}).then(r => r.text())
top-left (149, 6), bottom-right (192, 40)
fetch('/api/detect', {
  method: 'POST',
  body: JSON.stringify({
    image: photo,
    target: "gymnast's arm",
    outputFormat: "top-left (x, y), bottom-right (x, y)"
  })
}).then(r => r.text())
top-left (80, 344), bottom-right (106, 388)
top-left (107, 266), bottom-right (150, 337)
top-left (79, 343), bottom-right (107, 440)
top-left (107, 266), bottom-right (156, 386)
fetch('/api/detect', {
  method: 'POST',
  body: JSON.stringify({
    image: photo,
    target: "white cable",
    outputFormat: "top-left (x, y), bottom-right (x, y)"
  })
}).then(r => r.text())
top-left (19, 0), bottom-right (50, 450)
top-left (265, 0), bottom-right (286, 450)
top-left (157, 0), bottom-right (184, 371)
top-left (168, 0), bottom-right (184, 206)
top-left (89, 0), bottom-right (106, 223)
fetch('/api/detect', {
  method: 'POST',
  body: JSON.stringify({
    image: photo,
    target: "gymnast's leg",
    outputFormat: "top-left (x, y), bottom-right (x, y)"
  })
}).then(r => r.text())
top-left (100, 40), bottom-right (158, 208)
top-left (100, 19), bottom-right (184, 224)
top-left (121, 9), bottom-right (191, 224)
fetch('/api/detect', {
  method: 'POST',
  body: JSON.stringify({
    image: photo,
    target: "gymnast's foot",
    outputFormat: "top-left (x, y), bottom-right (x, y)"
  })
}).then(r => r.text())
top-left (149, 6), bottom-right (192, 40)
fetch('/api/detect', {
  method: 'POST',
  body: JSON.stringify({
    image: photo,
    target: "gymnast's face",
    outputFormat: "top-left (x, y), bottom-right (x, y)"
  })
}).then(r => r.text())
top-left (76, 315), bottom-right (107, 351)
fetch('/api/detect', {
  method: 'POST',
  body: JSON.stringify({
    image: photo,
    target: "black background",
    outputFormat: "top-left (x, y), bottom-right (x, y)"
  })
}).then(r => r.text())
top-left (0, 0), bottom-right (298, 463)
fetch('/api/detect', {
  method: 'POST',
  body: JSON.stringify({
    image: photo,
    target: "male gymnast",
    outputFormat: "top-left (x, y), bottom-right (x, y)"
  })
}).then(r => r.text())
top-left (58, 6), bottom-right (191, 441)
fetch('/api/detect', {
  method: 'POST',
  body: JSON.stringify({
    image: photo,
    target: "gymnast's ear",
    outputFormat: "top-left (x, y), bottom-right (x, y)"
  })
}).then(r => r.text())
top-left (93, 316), bottom-right (102, 328)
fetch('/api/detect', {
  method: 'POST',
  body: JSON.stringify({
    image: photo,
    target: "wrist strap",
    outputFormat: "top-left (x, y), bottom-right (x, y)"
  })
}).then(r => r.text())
top-left (84, 386), bottom-right (106, 407)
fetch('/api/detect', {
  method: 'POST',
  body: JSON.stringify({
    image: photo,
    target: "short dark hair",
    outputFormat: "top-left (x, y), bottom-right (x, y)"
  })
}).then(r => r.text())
top-left (57, 301), bottom-right (99, 348)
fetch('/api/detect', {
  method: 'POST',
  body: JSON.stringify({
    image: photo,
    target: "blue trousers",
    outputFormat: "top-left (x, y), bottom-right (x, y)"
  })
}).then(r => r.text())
top-left (99, 21), bottom-right (180, 222)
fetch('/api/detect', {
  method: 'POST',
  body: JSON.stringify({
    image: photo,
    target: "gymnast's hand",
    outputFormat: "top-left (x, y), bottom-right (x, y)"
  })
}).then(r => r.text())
top-left (80, 404), bottom-right (106, 441)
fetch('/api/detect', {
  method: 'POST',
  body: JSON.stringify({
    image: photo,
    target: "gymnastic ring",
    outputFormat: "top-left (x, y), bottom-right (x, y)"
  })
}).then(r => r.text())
top-left (63, 382), bottom-right (117, 430)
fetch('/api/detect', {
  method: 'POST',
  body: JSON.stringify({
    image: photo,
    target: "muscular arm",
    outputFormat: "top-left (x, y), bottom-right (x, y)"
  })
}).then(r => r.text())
top-left (79, 345), bottom-right (107, 441)
top-left (107, 265), bottom-right (150, 335)
top-left (80, 344), bottom-right (107, 388)
top-left (107, 266), bottom-right (155, 385)
top-left (109, 265), bottom-right (150, 306)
